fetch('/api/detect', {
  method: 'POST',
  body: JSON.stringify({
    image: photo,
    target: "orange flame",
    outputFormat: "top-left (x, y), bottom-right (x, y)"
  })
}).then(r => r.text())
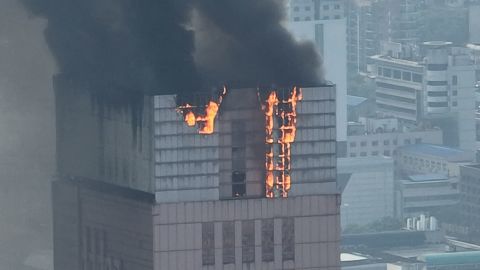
top-left (177, 86), bottom-right (227, 135)
top-left (262, 87), bottom-right (302, 198)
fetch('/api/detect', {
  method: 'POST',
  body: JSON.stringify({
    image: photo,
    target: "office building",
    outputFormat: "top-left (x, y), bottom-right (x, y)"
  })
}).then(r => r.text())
top-left (153, 86), bottom-right (340, 269)
top-left (338, 156), bottom-right (395, 229)
top-left (396, 174), bottom-right (460, 218)
top-left (287, 0), bottom-right (348, 155)
top-left (53, 82), bottom-right (342, 269)
top-left (395, 144), bottom-right (474, 178)
top-left (370, 41), bottom-right (479, 151)
top-left (459, 164), bottom-right (480, 240)
top-left (347, 117), bottom-right (443, 158)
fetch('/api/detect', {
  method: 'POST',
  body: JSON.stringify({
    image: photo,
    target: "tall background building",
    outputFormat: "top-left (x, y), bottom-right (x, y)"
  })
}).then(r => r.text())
top-left (287, 0), bottom-right (348, 156)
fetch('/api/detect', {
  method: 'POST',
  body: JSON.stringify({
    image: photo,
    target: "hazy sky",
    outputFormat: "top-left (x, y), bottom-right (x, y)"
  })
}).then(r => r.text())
top-left (0, 0), bottom-right (56, 268)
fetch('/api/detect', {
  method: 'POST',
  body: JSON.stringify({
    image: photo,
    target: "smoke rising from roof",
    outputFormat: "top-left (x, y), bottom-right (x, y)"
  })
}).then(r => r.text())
top-left (21, 0), bottom-right (323, 104)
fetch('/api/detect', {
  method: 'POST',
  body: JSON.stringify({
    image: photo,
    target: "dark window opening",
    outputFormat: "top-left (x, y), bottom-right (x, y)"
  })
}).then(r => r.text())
top-left (232, 171), bottom-right (246, 197)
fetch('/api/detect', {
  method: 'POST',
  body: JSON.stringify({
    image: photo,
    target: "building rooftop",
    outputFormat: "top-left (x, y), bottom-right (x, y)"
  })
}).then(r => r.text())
top-left (420, 251), bottom-right (480, 266)
top-left (407, 174), bottom-right (449, 182)
top-left (398, 144), bottom-right (472, 162)
top-left (347, 95), bottom-right (368, 107)
top-left (370, 54), bottom-right (424, 68)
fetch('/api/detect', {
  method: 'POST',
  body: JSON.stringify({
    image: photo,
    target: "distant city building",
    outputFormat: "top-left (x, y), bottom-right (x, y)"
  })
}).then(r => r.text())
top-left (345, 0), bottom-right (389, 74)
top-left (347, 95), bottom-right (373, 122)
top-left (395, 144), bottom-right (474, 178)
top-left (287, 0), bottom-right (348, 155)
top-left (338, 156), bottom-right (395, 229)
top-left (396, 174), bottom-right (459, 218)
top-left (470, 5), bottom-right (480, 44)
top-left (387, 0), bottom-right (426, 45)
top-left (459, 164), bottom-right (480, 240)
top-left (370, 41), bottom-right (480, 151)
top-left (347, 117), bottom-right (443, 158)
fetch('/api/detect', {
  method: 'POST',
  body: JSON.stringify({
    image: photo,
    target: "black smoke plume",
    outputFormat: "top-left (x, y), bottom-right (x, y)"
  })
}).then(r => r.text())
top-left (21, 0), bottom-right (323, 105)
top-left (193, 0), bottom-right (323, 88)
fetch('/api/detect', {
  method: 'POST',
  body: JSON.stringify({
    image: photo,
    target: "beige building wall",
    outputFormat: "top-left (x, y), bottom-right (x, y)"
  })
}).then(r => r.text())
top-left (153, 194), bottom-right (341, 270)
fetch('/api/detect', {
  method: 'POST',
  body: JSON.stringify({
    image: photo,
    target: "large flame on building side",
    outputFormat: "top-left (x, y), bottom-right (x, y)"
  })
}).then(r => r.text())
top-left (262, 87), bottom-right (302, 198)
top-left (177, 86), bottom-right (227, 134)
top-left (177, 86), bottom-right (302, 198)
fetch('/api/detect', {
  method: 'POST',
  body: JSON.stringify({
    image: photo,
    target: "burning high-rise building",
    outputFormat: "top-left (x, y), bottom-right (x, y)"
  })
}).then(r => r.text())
top-left (152, 85), bottom-right (339, 269)
top-left (52, 82), bottom-right (340, 270)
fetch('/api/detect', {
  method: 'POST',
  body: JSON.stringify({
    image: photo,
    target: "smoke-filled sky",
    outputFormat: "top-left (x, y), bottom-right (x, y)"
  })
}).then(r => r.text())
top-left (0, 0), bottom-right (56, 268)
top-left (21, 0), bottom-right (323, 102)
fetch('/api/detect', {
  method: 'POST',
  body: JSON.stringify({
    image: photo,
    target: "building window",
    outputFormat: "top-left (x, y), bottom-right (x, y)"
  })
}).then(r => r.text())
top-left (393, 70), bottom-right (402, 79)
top-left (452, 101), bottom-right (458, 106)
top-left (262, 219), bottom-right (274, 262)
top-left (393, 139), bottom-right (398, 145)
top-left (378, 67), bottom-right (383, 76)
top-left (403, 72), bottom-right (412, 81)
top-left (360, 152), bottom-right (367, 157)
top-left (294, 6), bottom-right (300, 11)
top-left (282, 218), bottom-right (295, 261)
top-left (372, 151), bottom-right (379, 156)
top-left (334, 15), bottom-right (341, 19)
top-left (360, 141), bottom-right (367, 147)
top-left (384, 150), bottom-right (391, 156)
top-left (452, 75), bottom-right (458, 85)
top-left (350, 153), bottom-right (357, 157)
top-left (323, 16), bottom-right (330, 20)
top-left (404, 139), bottom-right (411, 145)
top-left (305, 6), bottom-right (311, 11)
top-left (232, 171), bottom-right (246, 197)
top-left (383, 68), bottom-right (392, 77)
top-left (334, 4), bottom-right (341, 9)
top-left (412, 73), bottom-right (423, 83)
top-left (372, 141), bottom-right (379, 146)
top-left (384, 140), bottom-right (390, 146)
top-left (305, 16), bottom-right (311, 21)
top-left (453, 90), bottom-right (458, 96)
top-left (202, 223), bottom-right (215, 265)
top-left (415, 138), bottom-right (422, 144)
top-left (294, 17), bottom-right (300, 21)
top-left (350, 142), bottom-right (357, 147)
top-left (428, 102), bottom-right (448, 107)
top-left (323, 4), bottom-right (329, 10)
top-left (223, 222), bottom-right (235, 264)
top-left (427, 81), bottom-right (448, 86)
top-left (242, 221), bottom-right (255, 263)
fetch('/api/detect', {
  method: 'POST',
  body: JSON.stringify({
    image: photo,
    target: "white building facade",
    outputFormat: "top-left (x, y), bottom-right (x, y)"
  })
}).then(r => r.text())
top-left (286, 1), bottom-right (348, 155)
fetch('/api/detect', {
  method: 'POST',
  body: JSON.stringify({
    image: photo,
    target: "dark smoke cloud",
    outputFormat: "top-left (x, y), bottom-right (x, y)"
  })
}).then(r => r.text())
top-left (21, 0), bottom-right (323, 104)
top-left (22, 0), bottom-right (200, 101)
top-left (193, 0), bottom-right (324, 88)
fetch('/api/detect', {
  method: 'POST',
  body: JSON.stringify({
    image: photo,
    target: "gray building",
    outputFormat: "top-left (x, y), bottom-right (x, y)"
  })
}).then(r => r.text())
top-left (370, 42), bottom-right (479, 151)
top-left (396, 174), bottom-right (459, 218)
top-left (153, 86), bottom-right (341, 269)
top-left (52, 83), bottom-right (343, 270)
top-left (459, 164), bottom-right (480, 239)
top-left (338, 156), bottom-right (395, 229)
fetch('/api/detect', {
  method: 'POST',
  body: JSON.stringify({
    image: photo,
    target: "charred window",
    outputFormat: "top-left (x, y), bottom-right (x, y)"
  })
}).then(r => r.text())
top-left (232, 121), bottom-right (246, 197)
